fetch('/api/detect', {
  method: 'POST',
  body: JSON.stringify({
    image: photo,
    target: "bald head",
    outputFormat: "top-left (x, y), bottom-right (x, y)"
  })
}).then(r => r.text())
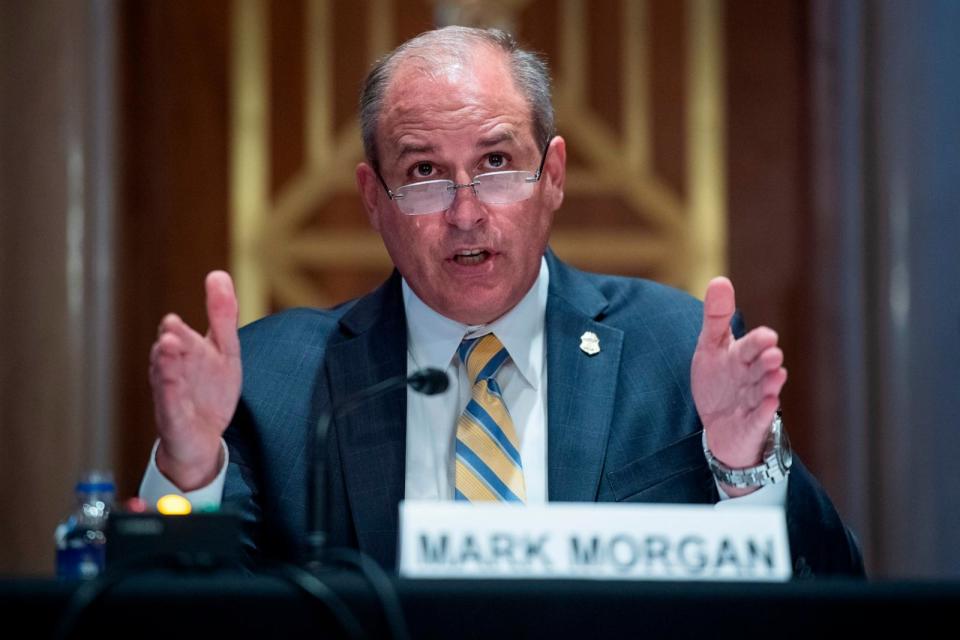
top-left (359, 26), bottom-right (555, 170)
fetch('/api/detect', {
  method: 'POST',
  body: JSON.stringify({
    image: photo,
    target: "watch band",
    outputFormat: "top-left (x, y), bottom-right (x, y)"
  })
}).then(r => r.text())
top-left (702, 413), bottom-right (791, 489)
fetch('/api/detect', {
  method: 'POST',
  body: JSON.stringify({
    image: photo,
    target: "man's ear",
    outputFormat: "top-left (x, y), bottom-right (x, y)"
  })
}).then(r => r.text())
top-left (356, 162), bottom-right (382, 232)
top-left (542, 135), bottom-right (566, 211)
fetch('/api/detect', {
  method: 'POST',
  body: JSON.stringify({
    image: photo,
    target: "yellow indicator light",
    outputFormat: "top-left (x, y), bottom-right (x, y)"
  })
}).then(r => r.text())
top-left (156, 494), bottom-right (192, 515)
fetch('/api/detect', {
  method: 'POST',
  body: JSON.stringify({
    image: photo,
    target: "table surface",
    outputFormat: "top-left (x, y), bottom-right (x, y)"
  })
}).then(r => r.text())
top-left (3, 570), bottom-right (959, 639)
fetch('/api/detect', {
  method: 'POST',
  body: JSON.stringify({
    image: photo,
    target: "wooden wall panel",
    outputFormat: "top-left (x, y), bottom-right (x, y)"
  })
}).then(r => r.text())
top-left (724, 0), bottom-right (818, 465)
top-left (269, 0), bottom-right (306, 195)
top-left (115, 1), bottom-right (231, 497)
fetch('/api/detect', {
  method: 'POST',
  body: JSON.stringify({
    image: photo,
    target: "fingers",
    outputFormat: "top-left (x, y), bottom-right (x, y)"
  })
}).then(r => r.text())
top-left (698, 277), bottom-right (736, 348)
top-left (149, 333), bottom-right (186, 432)
top-left (150, 331), bottom-right (186, 385)
top-left (734, 327), bottom-right (779, 366)
top-left (735, 328), bottom-right (785, 407)
top-left (151, 314), bottom-right (201, 382)
top-left (205, 271), bottom-right (240, 357)
top-left (736, 330), bottom-right (787, 411)
top-left (747, 345), bottom-right (783, 383)
top-left (157, 313), bottom-right (203, 351)
top-left (743, 367), bottom-right (788, 411)
top-left (745, 395), bottom-right (782, 430)
top-left (150, 311), bottom-right (204, 389)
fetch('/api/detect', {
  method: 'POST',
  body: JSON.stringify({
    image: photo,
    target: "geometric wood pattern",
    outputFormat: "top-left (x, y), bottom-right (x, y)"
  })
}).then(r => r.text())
top-left (231, 0), bottom-right (725, 323)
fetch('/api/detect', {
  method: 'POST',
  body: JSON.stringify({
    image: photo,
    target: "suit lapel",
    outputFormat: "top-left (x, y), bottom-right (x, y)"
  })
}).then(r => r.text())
top-left (324, 272), bottom-right (407, 557)
top-left (545, 253), bottom-right (624, 501)
top-left (322, 254), bottom-right (624, 550)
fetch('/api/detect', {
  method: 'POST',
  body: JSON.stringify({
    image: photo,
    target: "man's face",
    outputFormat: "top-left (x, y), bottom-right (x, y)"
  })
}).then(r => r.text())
top-left (357, 47), bottom-right (566, 325)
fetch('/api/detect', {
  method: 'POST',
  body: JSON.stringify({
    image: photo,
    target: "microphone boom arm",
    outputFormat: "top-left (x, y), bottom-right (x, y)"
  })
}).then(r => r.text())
top-left (307, 369), bottom-right (448, 565)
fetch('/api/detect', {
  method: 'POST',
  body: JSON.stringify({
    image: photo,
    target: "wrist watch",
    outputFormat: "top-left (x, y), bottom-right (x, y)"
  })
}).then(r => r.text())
top-left (702, 412), bottom-right (793, 489)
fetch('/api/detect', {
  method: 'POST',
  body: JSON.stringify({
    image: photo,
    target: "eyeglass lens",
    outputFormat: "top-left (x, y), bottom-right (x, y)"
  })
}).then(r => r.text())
top-left (394, 180), bottom-right (453, 215)
top-left (474, 171), bottom-right (536, 204)
top-left (395, 171), bottom-right (536, 215)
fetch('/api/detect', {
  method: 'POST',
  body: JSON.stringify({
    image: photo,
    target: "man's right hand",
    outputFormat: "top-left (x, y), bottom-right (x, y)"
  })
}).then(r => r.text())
top-left (149, 271), bottom-right (242, 491)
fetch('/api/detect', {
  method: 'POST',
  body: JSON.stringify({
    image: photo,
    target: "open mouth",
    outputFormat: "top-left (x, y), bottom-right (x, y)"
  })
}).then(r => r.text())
top-left (452, 248), bottom-right (491, 266)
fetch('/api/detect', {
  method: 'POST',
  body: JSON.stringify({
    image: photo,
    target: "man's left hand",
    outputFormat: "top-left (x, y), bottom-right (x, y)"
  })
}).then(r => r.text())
top-left (691, 277), bottom-right (787, 496)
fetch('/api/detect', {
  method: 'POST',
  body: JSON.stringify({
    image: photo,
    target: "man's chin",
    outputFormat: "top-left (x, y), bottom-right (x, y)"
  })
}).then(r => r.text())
top-left (435, 293), bottom-right (514, 326)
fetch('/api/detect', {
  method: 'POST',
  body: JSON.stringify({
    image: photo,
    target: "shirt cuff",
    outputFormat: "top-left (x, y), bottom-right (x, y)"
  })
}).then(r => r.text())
top-left (138, 439), bottom-right (228, 510)
top-left (714, 473), bottom-right (788, 508)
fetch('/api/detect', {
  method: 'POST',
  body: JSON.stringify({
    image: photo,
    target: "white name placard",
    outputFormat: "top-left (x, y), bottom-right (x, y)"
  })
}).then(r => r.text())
top-left (398, 501), bottom-right (791, 581)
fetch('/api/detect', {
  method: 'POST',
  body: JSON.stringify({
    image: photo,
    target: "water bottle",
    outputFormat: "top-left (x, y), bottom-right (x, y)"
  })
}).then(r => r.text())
top-left (54, 471), bottom-right (116, 579)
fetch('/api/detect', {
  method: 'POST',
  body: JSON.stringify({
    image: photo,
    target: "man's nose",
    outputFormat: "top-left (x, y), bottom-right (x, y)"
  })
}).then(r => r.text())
top-left (444, 179), bottom-right (486, 230)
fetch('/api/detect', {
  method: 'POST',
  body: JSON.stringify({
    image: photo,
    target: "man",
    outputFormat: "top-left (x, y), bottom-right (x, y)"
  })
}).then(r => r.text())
top-left (142, 26), bottom-right (863, 576)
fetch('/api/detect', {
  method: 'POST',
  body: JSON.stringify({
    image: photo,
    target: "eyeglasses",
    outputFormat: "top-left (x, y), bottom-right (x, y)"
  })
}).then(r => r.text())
top-left (374, 142), bottom-right (551, 216)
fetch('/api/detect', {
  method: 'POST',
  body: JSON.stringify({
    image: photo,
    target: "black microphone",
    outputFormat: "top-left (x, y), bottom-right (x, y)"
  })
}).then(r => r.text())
top-left (406, 367), bottom-right (450, 395)
top-left (306, 367), bottom-right (449, 565)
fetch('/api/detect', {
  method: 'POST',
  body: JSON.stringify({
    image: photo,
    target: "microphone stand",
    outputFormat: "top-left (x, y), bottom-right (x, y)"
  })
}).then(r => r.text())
top-left (306, 369), bottom-right (448, 566)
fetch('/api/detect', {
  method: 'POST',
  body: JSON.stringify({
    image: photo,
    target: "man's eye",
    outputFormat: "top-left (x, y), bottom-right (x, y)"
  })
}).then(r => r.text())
top-left (486, 153), bottom-right (506, 169)
top-left (415, 162), bottom-right (434, 177)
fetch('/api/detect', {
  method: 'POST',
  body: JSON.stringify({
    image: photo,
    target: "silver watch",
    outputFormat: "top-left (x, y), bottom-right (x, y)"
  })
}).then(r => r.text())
top-left (702, 412), bottom-right (793, 489)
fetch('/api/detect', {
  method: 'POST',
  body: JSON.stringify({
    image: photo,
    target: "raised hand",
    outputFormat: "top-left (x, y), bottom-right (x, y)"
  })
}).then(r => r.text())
top-left (149, 271), bottom-right (242, 491)
top-left (691, 277), bottom-right (787, 493)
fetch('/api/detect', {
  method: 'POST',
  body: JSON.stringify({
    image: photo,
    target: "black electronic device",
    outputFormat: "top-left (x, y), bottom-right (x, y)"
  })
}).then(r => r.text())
top-left (106, 511), bottom-right (244, 572)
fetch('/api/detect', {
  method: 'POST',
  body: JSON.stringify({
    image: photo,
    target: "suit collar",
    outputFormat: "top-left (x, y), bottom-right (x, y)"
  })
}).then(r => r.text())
top-left (326, 271), bottom-right (407, 560)
top-left (544, 250), bottom-right (624, 501)
top-left (402, 258), bottom-right (549, 392)
top-left (337, 270), bottom-right (405, 337)
top-left (544, 249), bottom-right (610, 319)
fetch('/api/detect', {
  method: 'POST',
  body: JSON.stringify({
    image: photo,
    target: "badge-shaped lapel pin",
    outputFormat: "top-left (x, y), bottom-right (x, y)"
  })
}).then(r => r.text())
top-left (579, 331), bottom-right (600, 356)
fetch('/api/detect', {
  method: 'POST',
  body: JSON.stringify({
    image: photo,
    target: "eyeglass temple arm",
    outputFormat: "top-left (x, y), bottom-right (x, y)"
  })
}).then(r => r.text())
top-left (373, 167), bottom-right (401, 200)
top-left (532, 137), bottom-right (553, 180)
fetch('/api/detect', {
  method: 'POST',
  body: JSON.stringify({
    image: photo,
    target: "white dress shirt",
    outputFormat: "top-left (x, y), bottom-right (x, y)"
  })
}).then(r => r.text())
top-left (141, 256), bottom-right (785, 508)
top-left (403, 257), bottom-right (550, 502)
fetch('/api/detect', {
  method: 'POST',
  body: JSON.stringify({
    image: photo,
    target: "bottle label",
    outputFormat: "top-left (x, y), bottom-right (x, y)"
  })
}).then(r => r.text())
top-left (56, 545), bottom-right (105, 579)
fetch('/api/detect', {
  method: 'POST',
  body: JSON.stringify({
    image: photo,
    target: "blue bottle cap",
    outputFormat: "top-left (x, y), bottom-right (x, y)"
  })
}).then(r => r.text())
top-left (76, 481), bottom-right (115, 493)
top-left (76, 470), bottom-right (115, 493)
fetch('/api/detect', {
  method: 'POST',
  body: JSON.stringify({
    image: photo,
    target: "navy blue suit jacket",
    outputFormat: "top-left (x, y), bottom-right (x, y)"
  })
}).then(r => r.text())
top-left (223, 251), bottom-right (864, 577)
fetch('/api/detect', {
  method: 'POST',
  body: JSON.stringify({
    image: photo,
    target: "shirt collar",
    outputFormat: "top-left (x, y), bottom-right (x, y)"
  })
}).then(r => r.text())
top-left (402, 256), bottom-right (549, 390)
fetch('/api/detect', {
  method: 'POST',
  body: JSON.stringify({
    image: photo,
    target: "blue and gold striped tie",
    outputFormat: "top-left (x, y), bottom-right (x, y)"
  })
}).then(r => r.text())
top-left (454, 334), bottom-right (526, 503)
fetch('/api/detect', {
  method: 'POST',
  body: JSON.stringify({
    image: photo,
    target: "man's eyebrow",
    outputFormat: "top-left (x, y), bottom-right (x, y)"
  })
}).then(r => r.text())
top-left (477, 130), bottom-right (518, 148)
top-left (394, 142), bottom-right (435, 163)
top-left (391, 130), bottom-right (518, 162)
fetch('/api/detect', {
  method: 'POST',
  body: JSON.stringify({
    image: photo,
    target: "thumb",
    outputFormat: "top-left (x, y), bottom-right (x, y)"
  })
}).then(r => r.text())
top-left (698, 276), bottom-right (736, 349)
top-left (205, 270), bottom-right (240, 357)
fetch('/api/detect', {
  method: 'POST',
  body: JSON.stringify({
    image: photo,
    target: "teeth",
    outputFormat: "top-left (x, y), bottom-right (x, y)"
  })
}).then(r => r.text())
top-left (453, 249), bottom-right (488, 266)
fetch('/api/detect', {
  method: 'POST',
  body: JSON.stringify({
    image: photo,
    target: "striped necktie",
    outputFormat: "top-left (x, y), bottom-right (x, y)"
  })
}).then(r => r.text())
top-left (454, 333), bottom-right (526, 503)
